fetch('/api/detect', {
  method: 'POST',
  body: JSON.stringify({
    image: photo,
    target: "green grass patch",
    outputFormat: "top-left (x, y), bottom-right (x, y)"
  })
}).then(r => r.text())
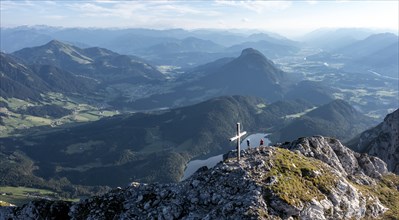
top-left (1, 98), bottom-right (35, 111)
top-left (264, 148), bottom-right (338, 207)
top-left (256, 103), bottom-right (266, 114)
top-left (376, 90), bottom-right (398, 98)
top-left (0, 200), bottom-right (15, 207)
top-left (283, 107), bottom-right (317, 119)
top-left (25, 115), bottom-right (52, 125)
top-left (64, 141), bottom-right (104, 155)
top-left (256, 103), bottom-right (266, 109)
top-left (0, 186), bottom-right (61, 206)
top-left (1, 92), bottom-right (119, 137)
top-left (354, 174), bottom-right (399, 219)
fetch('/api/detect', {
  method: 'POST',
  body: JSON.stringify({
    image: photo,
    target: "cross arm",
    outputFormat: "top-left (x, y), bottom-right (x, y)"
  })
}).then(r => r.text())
top-left (229, 131), bottom-right (247, 142)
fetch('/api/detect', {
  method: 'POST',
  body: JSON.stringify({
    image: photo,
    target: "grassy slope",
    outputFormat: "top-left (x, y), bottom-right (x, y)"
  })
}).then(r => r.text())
top-left (0, 186), bottom-right (78, 207)
top-left (268, 148), bottom-right (399, 219)
top-left (0, 93), bottom-right (118, 137)
top-left (237, 147), bottom-right (399, 218)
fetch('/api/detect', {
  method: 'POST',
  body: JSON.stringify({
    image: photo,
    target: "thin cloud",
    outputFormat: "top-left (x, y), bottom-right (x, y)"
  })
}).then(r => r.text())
top-left (306, 0), bottom-right (318, 5)
top-left (43, 15), bottom-right (65, 20)
top-left (94, 0), bottom-right (117, 3)
top-left (43, 1), bottom-right (57, 5)
top-left (1, 0), bottom-right (56, 14)
top-left (214, 0), bottom-right (292, 13)
top-left (0, 0), bottom-right (34, 10)
top-left (67, 1), bottom-right (219, 19)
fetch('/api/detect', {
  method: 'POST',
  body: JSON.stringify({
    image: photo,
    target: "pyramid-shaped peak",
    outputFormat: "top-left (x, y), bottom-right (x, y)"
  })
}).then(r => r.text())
top-left (306, 99), bottom-right (360, 121)
top-left (324, 99), bottom-right (357, 112)
top-left (45, 40), bottom-right (72, 48)
top-left (240, 48), bottom-right (265, 57)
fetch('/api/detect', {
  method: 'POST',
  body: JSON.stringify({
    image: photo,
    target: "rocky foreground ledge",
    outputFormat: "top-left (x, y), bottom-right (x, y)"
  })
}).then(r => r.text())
top-left (1, 136), bottom-right (398, 219)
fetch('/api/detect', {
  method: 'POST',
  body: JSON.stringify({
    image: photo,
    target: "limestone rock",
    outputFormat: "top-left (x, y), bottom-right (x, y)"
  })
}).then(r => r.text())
top-left (282, 136), bottom-right (388, 182)
top-left (350, 109), bottom-right (399, 174)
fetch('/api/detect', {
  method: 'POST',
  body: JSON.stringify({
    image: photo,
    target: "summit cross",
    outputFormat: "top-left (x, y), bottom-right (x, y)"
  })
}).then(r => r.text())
top-left (229, 122), bottom-right (247, 162)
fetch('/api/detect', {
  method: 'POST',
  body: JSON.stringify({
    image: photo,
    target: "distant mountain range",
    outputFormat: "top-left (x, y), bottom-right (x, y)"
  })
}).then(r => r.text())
top-left (0, 39), bottom-right (176, 117)
top-left (139, 37), bottom-right (224, 54)
top-left (335, 33), bottom-right (398, 58)
top-left (224, 40), bottom-right (299, 58)
top-left (128, 48), bottom-right (289, 109)
top-left (129, 48), bottom-right (337, 110)
top-left (342, 33), bottom-right (399, 78)
top-left (2, 40), bottom-right (337, 124)
top-left (0, 52), bottom-right (94, 101)
top-left (12, 40), bottom-right (166, 84)
top-left (0, 26), bottom-right (296, 52)
top-left (1, 26), bottom-right (301, 68)
top-left (300, 28), bottom-right (380, 51)
top-left (6, 40), bottom-right (303, 109)
top-left (128, 34), bottom-right (299, 68)
top-left (305, 33), bottom-right (399, 78)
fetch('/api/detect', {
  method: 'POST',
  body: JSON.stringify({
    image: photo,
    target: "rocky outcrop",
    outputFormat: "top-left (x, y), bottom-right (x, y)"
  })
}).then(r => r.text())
top-left (0, 200), bottom-right (70, 219)
top-left (1, 136), bottom-right (398, 219)
top-left (350, 109), bottom-right (399, 174)
top-left (282, 136), bottom-right (388, 182)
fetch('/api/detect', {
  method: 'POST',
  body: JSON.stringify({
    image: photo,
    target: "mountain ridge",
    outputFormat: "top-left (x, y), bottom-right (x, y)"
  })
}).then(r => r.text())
top-left (271, 99), bottom-right (376, 143)
top-left (335, 33), bottom-right (398, 58)
top-left (130, 48), bottom-right (287, 109)
top-left (12, 40), bottom-right (166, 84)
top-left (0, 96), bottom-right (316, 189)
top-left (0, 52), bottom-right (94, 101)
top-left (1, 136), bottom-right (398, 219)
top-left (349, 109), bottom-right (399, 174)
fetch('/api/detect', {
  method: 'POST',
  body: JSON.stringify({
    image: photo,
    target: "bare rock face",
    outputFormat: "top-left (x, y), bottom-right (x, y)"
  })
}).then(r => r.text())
top-left (282, 136), bottom-right (388, 181)
top-left (351, 109), bottom-right (399, 174)
top-left (0, 200), bottom-right (70, 219)
top-left (2, 136), bottom-right (398, 219)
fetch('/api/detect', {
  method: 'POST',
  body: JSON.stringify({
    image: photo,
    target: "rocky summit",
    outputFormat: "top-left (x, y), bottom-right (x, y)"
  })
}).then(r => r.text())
top-left (351, 109), bottom-right (399, 174)
top-left (1, 136), bottom-right (398, 219)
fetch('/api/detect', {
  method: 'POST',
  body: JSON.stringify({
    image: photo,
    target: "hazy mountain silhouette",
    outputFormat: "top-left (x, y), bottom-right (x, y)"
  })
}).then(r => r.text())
top-left (225, 40), bottom-right (299, 58)
top-left (301, 28), bottom-right (377, 50)
top-left (284, 80), bottom-right (335, 105)
top-left (129, 48), bottom-right (287, 110)
top-left (140, 37), bottom-right (225, 55)
top-left (271, 99), bottom-right (376, 143)
top-left (341, 34), bottom-right (399, 77)
top-left (12, 40), bottom-right (166, 84)
top-left (0, 52), bottom-right (94, 100)
top-left (335, 33), bottom-right (398, 58)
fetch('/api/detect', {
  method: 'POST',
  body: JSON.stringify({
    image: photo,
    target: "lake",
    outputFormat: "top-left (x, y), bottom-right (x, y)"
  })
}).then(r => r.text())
top-left (181, 133), bottom-right (271, 181)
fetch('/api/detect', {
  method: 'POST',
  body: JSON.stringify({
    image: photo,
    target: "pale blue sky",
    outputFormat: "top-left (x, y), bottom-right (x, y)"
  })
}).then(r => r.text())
top-left (1, 0), bottom-right (398, 37)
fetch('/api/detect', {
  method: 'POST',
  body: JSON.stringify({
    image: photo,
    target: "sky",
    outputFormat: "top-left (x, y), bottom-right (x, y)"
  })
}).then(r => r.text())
top-left (1, 0), bottom-right (398, 37)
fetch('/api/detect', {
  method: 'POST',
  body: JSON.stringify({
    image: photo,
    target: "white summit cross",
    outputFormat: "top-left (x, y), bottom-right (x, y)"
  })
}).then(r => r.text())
top-left (229, 122), bottom-right (247, 162)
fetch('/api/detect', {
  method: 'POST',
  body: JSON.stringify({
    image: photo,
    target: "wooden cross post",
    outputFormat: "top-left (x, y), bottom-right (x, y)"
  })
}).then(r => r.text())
top-left (229, 123), bottom-right (247, 162)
